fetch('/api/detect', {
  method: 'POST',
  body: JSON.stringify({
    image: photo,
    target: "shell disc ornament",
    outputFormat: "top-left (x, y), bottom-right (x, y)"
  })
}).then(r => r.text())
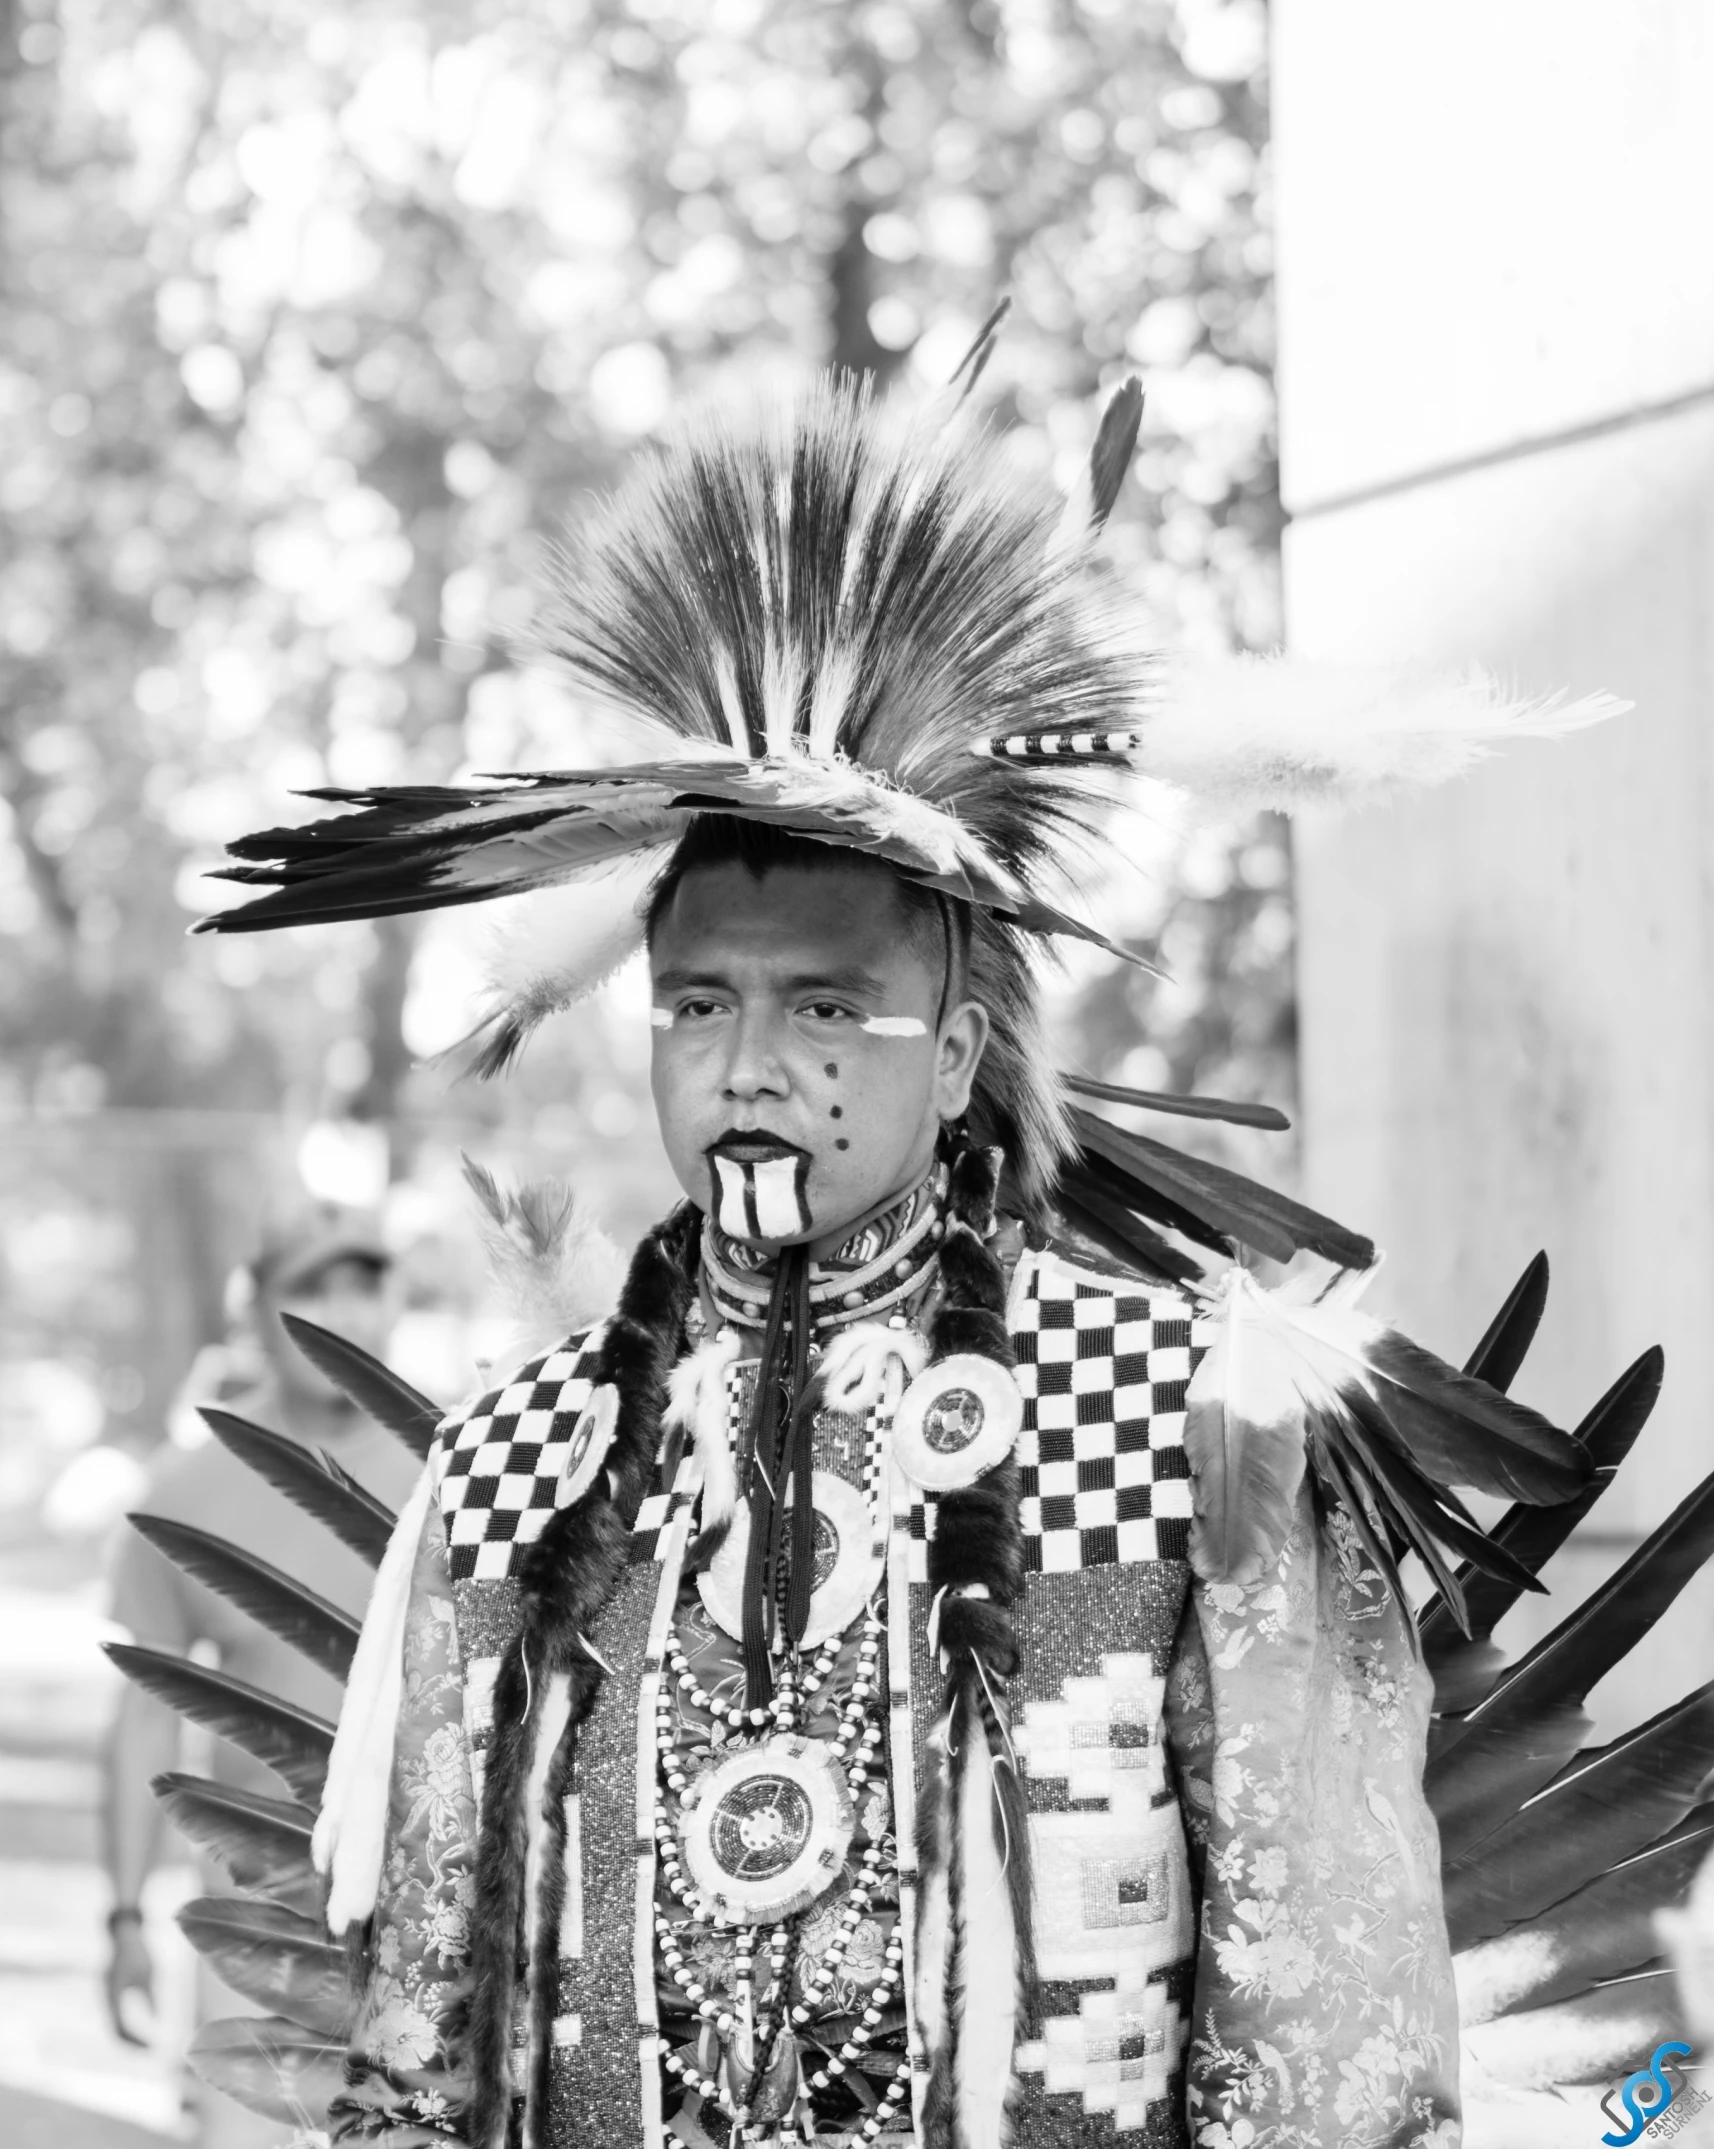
top-left (891, 1354), bottom-right (1023, 1489)
top-left (679, 1733), bottom-right (855, 1923)
top-left (698, 1471), bottom-right (878, 1647)
top-left (556, 1382), bottom-right (619, 1510)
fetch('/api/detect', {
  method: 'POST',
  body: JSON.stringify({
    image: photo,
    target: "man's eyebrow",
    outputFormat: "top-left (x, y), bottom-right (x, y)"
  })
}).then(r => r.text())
top-left (781, 965), bottom-right (887, 995)
top-left (650, 964), bottom-right (888, 995)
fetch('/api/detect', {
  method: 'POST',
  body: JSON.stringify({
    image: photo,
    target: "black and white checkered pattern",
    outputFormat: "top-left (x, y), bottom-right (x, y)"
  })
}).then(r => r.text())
top-left (438, 1334), bottom-right (603, 1583)
top-left (909, 1249), bottom-right (1210, 1579)
top-left (441, 1248), bottom-right (1210, 1585)
top-left (437, 1325), bottom-right (687, 1580)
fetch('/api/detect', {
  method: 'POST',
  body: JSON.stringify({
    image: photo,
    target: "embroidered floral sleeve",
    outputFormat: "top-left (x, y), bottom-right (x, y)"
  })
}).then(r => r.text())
top-left (1165, 1486), bottom-right (1461, 2149)
top-left (330, 1494), bottom-right (479, 2143)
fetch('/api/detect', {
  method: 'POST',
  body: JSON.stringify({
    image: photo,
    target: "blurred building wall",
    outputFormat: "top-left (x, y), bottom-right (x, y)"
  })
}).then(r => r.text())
top-left (1275, 2), bottom-right (1714, 1728)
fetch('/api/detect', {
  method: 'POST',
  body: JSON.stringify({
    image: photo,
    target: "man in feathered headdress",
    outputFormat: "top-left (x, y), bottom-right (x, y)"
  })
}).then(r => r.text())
top-left (112, 363), bottom-right (1712, 2149)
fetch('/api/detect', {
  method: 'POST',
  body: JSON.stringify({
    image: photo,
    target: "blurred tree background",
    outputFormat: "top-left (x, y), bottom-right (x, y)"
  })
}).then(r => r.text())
top-left (0, 0), bottom-right (1288, 1462)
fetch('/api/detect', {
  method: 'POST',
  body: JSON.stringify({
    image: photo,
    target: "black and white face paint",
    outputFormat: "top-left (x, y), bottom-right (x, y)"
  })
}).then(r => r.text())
top-left (707, 1137), bottom-right (814, 1242)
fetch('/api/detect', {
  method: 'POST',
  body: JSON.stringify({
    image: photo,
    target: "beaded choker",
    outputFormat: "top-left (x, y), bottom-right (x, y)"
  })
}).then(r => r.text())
top-left (702, 1163), bottom-right (948, 1333)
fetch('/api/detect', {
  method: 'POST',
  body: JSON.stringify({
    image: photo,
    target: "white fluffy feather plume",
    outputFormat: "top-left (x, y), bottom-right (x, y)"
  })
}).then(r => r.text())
top-left (314, 1462), bottom-right (436, 1933)
top-left (1143, 654), bottom-right (1628, 812)
top-left (451, 847), bottom-right (669, 1078)
top-left (817, 1320), bottom-right (930, 1419)
top-left (663, 1327), bottom-right (743, 1537)
top-left (461, 1156), bottom-right (626, 1365)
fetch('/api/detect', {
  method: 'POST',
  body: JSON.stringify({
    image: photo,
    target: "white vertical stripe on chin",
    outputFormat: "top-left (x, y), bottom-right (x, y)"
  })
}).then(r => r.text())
top-left (710, 1152), bottom-right (812, 1241)
top-left (710, 1154), bottom-right (754, 1238)
top-left (752, 1153), bottom-right (811, 1238)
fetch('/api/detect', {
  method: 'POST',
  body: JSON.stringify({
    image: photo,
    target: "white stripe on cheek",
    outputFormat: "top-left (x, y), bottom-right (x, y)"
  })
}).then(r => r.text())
top-left (860, 1015), bottom-right (928, 1037)
top-left (752, 1154), bottom-right (811, 1238)
top-left (648, 1007), bottom-right (673, 1029)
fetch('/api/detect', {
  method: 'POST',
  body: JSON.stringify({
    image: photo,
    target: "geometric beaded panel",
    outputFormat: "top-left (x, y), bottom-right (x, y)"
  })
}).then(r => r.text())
top-left (908, 1249), bottom-right (1212, 1581)
top-left (436, 1331), bottom-right (602, 1582)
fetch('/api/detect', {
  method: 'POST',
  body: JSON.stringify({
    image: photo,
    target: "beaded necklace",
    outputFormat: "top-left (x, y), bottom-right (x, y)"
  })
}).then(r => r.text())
top-left (651, 1143), bottom-right (1028, 2146)
top-left (656, 1181), bottom-right (937, 2143)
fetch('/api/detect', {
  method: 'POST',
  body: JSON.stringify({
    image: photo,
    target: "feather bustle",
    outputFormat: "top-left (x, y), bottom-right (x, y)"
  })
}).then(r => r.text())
top-left (103, 1643), bottom-right (333, 1806)
top-left (196, 1405), bottom-right (396, 1567)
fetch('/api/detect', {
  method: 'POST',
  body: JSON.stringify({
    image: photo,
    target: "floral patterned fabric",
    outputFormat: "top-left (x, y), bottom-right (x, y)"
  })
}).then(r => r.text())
top-left (1167, 1488), bottom-right (1460, 2149)
top-left (331, 1498), bottom-right (477, 2143)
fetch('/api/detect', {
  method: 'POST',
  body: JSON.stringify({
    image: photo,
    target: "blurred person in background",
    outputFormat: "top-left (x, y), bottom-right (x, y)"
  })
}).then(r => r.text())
top-left (101, 1203), bottom-right (418, 2148)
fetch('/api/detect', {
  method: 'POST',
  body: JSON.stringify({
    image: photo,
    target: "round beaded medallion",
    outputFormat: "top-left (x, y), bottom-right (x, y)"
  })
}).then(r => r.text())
top-left (890, 1351), bottom-right (1023, 1489)
top-left (679, 1733), bottom-right (856, 1922)
top-left (698, 1471), bottom-right (879, 1647)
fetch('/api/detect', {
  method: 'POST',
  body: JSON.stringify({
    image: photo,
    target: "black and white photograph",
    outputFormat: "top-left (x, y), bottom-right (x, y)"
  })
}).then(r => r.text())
top-left (0, 3), bottom-right (1709, 2146)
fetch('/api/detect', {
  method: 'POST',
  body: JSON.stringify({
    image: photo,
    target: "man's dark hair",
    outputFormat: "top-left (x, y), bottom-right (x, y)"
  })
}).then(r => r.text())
top-left (644, 815), bottom-right (971, 1019)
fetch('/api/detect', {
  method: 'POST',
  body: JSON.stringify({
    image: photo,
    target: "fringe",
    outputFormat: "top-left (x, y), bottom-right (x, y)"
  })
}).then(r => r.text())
top-left (523, 1685), bottom-right (579, 2148)
top-left (464, 1205), bottom-right (699, 2149)
top-left (914, 1143), bottom-right (1037, 2145)
top-left (664, 1326), bottom-right (742, 1570)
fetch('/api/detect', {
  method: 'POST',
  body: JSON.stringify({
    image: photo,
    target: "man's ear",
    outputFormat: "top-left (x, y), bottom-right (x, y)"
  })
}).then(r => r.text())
top-left (935, 999), bottom-right (990, 1121)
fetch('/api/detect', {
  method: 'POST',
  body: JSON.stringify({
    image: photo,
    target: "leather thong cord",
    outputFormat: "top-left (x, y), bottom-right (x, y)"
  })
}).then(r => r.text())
top-left (739, 1246), bottom-right (811, 1708)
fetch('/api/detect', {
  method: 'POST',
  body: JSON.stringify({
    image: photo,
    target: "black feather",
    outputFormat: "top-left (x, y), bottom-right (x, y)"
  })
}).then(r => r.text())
top-left (1338, 1386), bottom-right (1550, 1599)
top-left (1069, 1140), bottom-right (1236, 1258)
top-left (104, 1643), bottom-right (333, 1804)
top-left (126, 1514), bottom-right (358, 1681)
top-left (1427, 1700), bottom-right (1591, 1864)
top-left (151, 1772), bottom-right (318, 1911)
top-left (186, 2013), bottom-right (347, 2127)
top-left (1436, 1467), bottom-right (1714, 1772)
top-left (1341, 1326), bottom-right (1588, 1506)
top-left (1309, 1432), bottom-right (1409, 1613)
top-left (1428, 1638), bottom-right (1510, 1717)
top-left (178, 1896), bottom-right (352, 2039)
top-left (1069, 1106), bottom-right (1376, 1268)
top-left (1086, 377), bottom-right (1143, 527)
top-left (198, 1405), bottom-right (396, 1566)
top-left (1461, 1251), bottom-right (1550, 1393)
top-left (1054, 1171), bottom-right (1205, 1287)
top-left (1463, 1804), bottom-right (1714, 2018)
top-left (277, 1313), bottom-right (441, 1459)
top-left (945, 296), bottom-right (1011, 396)
top-left (1060, 1072), bottom-right (1290, 1131)
top-left (1444, 1680), bottom-right (1714, 1948)
top-left (1419, 1347), bottom-right (1662, 1664)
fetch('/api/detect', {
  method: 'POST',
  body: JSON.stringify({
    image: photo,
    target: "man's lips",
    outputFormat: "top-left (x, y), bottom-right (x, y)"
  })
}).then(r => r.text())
top-left (707, 1132), bottom-right (809, 1164)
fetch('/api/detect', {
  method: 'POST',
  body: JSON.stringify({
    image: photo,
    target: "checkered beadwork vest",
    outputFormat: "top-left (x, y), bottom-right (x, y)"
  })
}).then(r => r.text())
top-left (433, 1240), bottom-right (1211, 2147)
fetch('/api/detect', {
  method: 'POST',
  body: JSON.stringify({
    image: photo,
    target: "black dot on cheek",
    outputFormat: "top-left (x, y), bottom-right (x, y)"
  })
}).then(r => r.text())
top-left (824, 1063), bottom-right (838, 1079)
top-left (830, 1105), bottom-right (843, 1120)
top-left (835, 1138), bottom-right (850, 1151)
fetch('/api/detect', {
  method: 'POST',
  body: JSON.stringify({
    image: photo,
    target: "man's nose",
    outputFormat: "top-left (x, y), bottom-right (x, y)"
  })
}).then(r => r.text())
top-left (722, 1008), bottom-right (790, 1099)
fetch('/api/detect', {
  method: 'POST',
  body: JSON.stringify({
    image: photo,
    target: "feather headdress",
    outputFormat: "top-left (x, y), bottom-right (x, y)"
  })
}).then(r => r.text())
top-left (196, 365), bottom-right (1622, 1209)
